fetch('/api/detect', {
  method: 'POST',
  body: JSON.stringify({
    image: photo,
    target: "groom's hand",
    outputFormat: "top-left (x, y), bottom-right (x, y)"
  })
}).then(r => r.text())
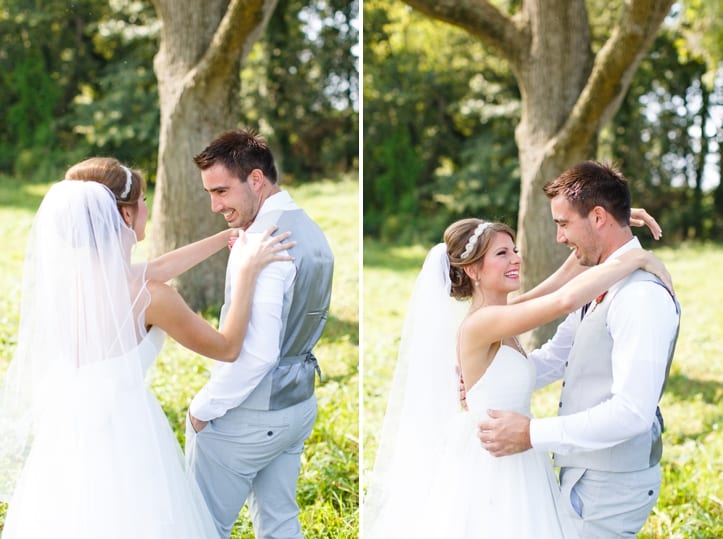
top-left (189, 414), bottom-right (209, 433)
top-left (478, 409), bottom-right (532, 457)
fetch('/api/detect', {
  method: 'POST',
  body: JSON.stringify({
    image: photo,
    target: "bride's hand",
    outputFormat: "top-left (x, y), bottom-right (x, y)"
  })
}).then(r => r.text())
top-left (227, 227), bottom-right (241, 250)
top-left (236, 226), bottom-right (295, 272)
top-left (633, 249), bottom-right (674, 295)
top-left (630, 208), bottom-right (662, 240)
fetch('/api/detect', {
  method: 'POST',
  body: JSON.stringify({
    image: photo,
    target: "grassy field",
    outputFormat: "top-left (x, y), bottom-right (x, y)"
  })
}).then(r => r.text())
top-left (0, 175), bottom-right (359, 538)
top-left (363, 239), bottom-right (723, 538)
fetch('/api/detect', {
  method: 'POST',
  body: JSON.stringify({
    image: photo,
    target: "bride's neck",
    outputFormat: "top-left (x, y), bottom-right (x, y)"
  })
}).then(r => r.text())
top-left (470, 289), bottom-right (508, 312)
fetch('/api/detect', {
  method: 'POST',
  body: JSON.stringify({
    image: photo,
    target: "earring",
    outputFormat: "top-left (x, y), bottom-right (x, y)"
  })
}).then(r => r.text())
top-left (474, 280), bottom-right (480, 287)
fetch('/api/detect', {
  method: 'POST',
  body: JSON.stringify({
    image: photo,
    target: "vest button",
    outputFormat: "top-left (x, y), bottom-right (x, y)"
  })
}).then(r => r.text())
top-left (267, 431), bottom-right (273, 437)
top-left (565, 361), bottom-right (569, 367)
top-left (558, 402), bottom-right (563, 408)
top-left (562, 381), bottom-right (566, 387)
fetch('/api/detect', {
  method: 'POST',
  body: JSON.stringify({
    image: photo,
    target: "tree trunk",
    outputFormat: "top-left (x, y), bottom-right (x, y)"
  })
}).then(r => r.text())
top-left (401, 0), bottom-right (674, 346)
top-left (150, 0), bottom-right (278, 308)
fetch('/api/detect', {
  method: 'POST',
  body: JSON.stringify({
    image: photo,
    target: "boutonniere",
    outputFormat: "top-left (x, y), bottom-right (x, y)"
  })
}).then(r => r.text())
top-left (589, 291), bottom-right (608, 314)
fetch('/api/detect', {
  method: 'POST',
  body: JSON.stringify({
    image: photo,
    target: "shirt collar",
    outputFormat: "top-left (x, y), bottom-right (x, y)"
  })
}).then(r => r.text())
top-left (257, 190), bottom-right (298, 218)
top-left (606, 236), bottom-right (642, 260)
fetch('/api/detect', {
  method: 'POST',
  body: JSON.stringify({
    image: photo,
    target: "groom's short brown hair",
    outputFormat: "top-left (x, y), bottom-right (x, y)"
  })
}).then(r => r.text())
top-left (194, 128), bottom-right (278, 184)
top-left (544, 161), bottom-right (631, 226)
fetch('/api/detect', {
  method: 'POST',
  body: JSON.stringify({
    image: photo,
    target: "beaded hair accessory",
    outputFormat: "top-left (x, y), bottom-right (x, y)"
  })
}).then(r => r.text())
top-left (119, 166), bottom-right (133, 200)
top-left (460, 222), bottom-right (491, 260)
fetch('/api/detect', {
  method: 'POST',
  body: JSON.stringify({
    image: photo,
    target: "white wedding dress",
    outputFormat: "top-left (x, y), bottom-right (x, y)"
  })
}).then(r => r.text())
top-left (368, 344), bottom-right (571, 538)
top-left (364, 244), bottom-right (573, 538)
top-left (1, 327), bottom-right (218, 539)
top-left (423, 345), bottom-right (572, 538)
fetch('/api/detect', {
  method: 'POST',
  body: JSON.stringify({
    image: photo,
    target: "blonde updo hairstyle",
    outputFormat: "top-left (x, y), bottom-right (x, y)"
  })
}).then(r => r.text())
top-left (444, 218), bottom-right (516, 300)
top-left (64, 157), bottom-right (145, 217)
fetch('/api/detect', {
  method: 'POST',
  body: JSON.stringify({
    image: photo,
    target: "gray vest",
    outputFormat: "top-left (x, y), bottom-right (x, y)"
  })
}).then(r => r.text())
top-left (237, 204), bottom-right (334, 411)
top-left (553, 270), bottom-right (680, 472)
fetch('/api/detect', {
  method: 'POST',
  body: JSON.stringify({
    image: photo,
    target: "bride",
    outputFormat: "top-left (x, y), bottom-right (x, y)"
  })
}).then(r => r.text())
top-left (0, 158), bottom-right (292, 538)
top-left (364, 217), bottom-right (671, 538)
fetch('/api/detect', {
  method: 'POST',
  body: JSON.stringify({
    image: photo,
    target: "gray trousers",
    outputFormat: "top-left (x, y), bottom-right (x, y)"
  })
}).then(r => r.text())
top-left (185, 396), bottom-right (317, 539)
top-left (558, 465), bottom-right (661, 538)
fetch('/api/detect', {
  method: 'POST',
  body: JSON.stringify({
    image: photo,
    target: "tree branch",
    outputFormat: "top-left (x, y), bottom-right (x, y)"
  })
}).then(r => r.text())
top-left (401, 0), bottom-right (528, 69)
top-left (191, 0), bottom-right (278, 88)
top-left (557, 0), bottom-right (674, 153)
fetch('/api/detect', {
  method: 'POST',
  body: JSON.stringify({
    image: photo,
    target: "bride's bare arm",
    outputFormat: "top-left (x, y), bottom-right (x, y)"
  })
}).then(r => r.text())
top-left (510, 252), bottom-right (586, 304)
top-left (467, 249), bottom-right (670, 346)
top-left (144, 228), bottom-right (238, 283)
top-left (630, 208), bottom-right (662, 240)
top-left (144, 229), bottom-right (294, 361)
top-left (511, 207), bottom-right (662, 304)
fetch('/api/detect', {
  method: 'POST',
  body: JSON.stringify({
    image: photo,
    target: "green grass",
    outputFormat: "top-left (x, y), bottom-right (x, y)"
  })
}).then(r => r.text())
top-left (363, 238), bottom-right (723, 539)
top-left (0, 174), bottom-right (359, 538)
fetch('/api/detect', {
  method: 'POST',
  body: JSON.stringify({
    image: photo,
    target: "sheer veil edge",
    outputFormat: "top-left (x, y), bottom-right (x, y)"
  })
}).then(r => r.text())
top-left (363, 243), bottom-right (467, 537)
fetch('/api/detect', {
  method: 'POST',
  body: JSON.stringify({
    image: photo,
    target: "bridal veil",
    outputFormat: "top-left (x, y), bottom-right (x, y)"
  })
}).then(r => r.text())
top-left (0, 180), bottom-right (175, 525)
top-left (364, 243), bottom-right (468, 537)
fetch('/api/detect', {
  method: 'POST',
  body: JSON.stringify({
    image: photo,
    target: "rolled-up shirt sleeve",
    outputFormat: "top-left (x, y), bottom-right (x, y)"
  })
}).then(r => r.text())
top-left (529, 312), bottom-right (577, 391)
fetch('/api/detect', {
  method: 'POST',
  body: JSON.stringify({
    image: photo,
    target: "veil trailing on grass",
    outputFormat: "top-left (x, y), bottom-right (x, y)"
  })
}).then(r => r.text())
top-left (364, 243), bottom-right (467, 537)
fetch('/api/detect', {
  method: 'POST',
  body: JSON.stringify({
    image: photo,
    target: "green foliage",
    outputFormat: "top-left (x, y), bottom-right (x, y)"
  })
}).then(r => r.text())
top-left (363, 0), bottom-right (721, 244)
top-left (363, 0), bottom-right (521, 240)
top-left (363, 238), bottom-right (723, 538)
top-left (0, 0), bottom-right (159, 179)
top-left (4, 48), bottom-right (60, 152)
top-left (600, 26), bottom-right (722, 241)
top-left (0, 0), bottom-right (114, 175)
top-left (240, 0), bottom-right (359, 182)
top-left (68, 1), bottom-right (160, 179)
top-left (0, 175), bottom-right (359, 538)
top-left (432, 129), bottom-right (520, 234)
top-left (2, 1), bottom-right (357, 186)
top-left (677, 0), bottom-right (722, 73)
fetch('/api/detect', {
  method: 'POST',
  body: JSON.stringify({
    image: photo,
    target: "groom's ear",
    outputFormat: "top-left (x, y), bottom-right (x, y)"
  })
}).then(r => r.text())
top-left (247, 168), bottom-right (265, 192)
top-left (590, 205), bottom-right (608, 229)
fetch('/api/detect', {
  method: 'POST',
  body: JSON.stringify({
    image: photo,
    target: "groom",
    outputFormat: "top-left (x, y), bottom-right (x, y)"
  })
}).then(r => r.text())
top-left (185, 129), bottom-right (334, 538)
top-left (478, 161), bottom-right (680, 538)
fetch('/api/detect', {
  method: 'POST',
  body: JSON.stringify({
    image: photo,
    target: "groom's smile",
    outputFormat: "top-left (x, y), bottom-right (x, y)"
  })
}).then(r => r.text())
top-left (201, 163), bottom-right (261, 230)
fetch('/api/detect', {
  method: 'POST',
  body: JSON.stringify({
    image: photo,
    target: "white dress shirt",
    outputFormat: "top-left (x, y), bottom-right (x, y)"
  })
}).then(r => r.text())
top-left (190, 192), bottom-right (297, 421)
top-left (529, 237), bottom-right (679, 454)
